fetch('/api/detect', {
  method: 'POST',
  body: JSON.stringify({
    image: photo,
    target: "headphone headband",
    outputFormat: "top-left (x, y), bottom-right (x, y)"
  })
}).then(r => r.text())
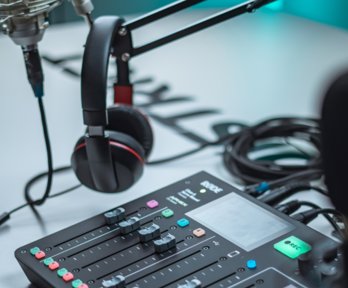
top-left (81, 16), bottom-right (124, 127)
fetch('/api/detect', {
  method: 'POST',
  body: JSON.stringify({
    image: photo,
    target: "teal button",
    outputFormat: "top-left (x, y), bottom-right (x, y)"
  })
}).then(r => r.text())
top-left (162, 209), bottom-right (174, 218)
top-left (30, 247), bottom-right (40, 256)
top-left (274, 235), bottom-right (312, 259)
top-left (57, 268), bottom-right (68, 277)
top-left (72, 279), bottom-right (83, 288)
top-left (43, 257), bottom-right (54, 266)
top-left (177, 218), bottom-right (190, 228)
top-left (246, 259), bottom-right (257, 269)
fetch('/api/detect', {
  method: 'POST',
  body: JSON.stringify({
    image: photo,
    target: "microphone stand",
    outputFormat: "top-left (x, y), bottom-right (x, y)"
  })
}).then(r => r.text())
top-left (110, 0), bottom-right (276, 105)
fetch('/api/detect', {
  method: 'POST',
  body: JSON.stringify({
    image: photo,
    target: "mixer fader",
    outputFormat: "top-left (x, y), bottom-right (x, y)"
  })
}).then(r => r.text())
top-left (15, 171), bottom-right (341, 287)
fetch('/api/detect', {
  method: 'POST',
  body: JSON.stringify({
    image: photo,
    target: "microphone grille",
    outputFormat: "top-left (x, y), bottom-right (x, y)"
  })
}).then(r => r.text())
top-left (0, 0), bottom-right (62, 22)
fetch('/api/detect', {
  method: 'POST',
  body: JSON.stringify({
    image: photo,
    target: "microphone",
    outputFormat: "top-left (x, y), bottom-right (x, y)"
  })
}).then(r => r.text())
top-left (0, 0), bottom-right (63, 96)
top-left (0, 0), bottom-right (63, 47)
top-left (0, 0), bottom-right (94, 97)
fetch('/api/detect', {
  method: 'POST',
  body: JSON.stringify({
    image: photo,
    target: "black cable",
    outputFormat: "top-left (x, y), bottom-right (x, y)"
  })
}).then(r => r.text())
top-left (277, 200), bottom-right (344, 240)
top-left (0, 166), bottom-right (80, 227)
top-left (24, 97), bottom-right (54, 207)
top-left (148, 117), bottom-right (323, 197)
top-left (297, 202), bottom-right (343, 238)
top-left (9, 184), bottom-right (81, 215)
top-left (223, 117), bottom-right (322, 186)
top-left (147, 117), bottom-right (322, 191)
top-left (0, 183), bottom-right (82, 227)
top-left (257, 183), bottom-right (328, 205)
top-left (292, 208), bottom-right (345, 239)
top-left (24, 166), bottom-right (71, 203)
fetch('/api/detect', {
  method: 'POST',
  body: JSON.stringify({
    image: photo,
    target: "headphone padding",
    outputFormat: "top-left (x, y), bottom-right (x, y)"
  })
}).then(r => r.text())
top-left (107, 105), bottom-right (153, 158)
top-left (71, 131), bottom-right (145, 192)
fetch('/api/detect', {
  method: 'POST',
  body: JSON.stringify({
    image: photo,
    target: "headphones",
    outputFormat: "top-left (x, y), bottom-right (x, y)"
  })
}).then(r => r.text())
top-left (71, 16), bottom-right (153, 193)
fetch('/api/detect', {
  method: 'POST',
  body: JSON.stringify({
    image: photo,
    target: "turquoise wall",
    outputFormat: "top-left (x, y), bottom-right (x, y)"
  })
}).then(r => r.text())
top-left (284, 0), bottom-right (348, 30)
top-left (50, 0), bottom-right (348, 31)
top-left (199, 0), bottom-right (348, 30)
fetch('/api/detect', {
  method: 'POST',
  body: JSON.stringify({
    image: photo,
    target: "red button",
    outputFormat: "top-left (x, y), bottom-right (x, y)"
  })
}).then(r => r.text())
top-left (48, 261), bottom-right (59, 271)
top-left (35, 251), bottom-right (46, 260)
top-left (78, 284), bottom-right (89, 288)
top-left (62, 272), bottom-right (74, 282)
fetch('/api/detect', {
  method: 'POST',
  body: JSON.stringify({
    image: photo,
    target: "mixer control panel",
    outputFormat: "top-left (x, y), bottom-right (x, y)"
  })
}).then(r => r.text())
top-left (15, 171), bottom-right (341, 288)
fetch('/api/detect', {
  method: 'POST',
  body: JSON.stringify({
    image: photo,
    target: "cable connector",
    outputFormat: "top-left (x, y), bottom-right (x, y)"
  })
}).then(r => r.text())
top-left (291, 209), bottom-right (319, 224)
top-left (245, 181), bottom-right (270, 196)
top-left (275, 200), bottom-right (302, 215)
top-left (257, 182), bottom-right (310, 205)
top-left (70, 0), bottom-right (94, 26)
top-left (22, 45), bottom-right (44, 98)
top-left (292, 208), bottom-right (343, 225)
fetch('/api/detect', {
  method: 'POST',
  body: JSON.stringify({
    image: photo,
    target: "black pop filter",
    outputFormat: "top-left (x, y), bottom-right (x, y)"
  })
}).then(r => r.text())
top-left (321, 71), bottom-right (348, 216)
top-left (321, 71), bottom-right (348, 288)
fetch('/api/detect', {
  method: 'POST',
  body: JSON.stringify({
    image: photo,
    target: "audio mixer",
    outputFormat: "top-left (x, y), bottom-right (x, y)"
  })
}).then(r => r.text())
top-left (15, 171), bottom-right (342, 288)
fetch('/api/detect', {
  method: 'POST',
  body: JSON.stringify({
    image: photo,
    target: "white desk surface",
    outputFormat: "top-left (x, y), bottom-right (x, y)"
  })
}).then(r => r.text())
top-left (1, 9), bottom-right (348, 287)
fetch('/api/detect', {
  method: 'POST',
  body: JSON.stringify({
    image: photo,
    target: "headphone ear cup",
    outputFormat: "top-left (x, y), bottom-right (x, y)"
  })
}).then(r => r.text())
top-left (71, 131), bottom-right (145, 192)
top-left (107, 105), bottom-right (154, 158)
top-left (71, 136), bottom-right (96, 190)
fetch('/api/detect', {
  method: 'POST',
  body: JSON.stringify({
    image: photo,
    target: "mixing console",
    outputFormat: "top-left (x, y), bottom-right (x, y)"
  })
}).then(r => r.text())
top-left (15, 171), bottom-right (341, 288)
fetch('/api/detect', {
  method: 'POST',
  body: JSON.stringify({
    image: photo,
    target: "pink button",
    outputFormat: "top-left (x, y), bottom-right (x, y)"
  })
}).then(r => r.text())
top-left (78, 284), bottom-right (89, 288)
top-left (62, 272), bottom-right (74, 282)
top-left (48, 261), bottom-right (60, 271)
top-left (35, 251), bottom-right (46, 260)
top-left (146, 200), bottom-right (159, 209)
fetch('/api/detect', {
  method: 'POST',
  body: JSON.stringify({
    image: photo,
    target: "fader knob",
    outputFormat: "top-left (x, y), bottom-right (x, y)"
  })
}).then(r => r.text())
top-left (104, 207), bottom-right (125, 225)
top-left (138, 223), bottom-right (161, 242)
top-left (102, 275), bottom-right (125, 288)
top-left (177, 279), bottom-right (202, 288)
top-left (119, 217), bottom-right (140, 234)
top-left (153, 233), bottom-right (176, 253)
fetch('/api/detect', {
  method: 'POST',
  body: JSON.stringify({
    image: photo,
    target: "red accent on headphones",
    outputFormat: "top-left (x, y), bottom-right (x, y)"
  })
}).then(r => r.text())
top-left (75, 141), bottom-right (144, 164)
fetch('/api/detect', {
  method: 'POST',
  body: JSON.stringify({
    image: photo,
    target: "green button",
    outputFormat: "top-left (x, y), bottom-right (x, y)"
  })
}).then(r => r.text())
top-left (274, 236), bottom-right (312, 259)
top-left (30, 247), bottom-right (40, 256)
top-left (57, 268), bottom-right (68, 277)
top-left (72, 279), bottom-right (83, 288)
top-left (43, 257), bottom-right (54, 266)
top-left (162, 209), bottom-right (174, 218)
